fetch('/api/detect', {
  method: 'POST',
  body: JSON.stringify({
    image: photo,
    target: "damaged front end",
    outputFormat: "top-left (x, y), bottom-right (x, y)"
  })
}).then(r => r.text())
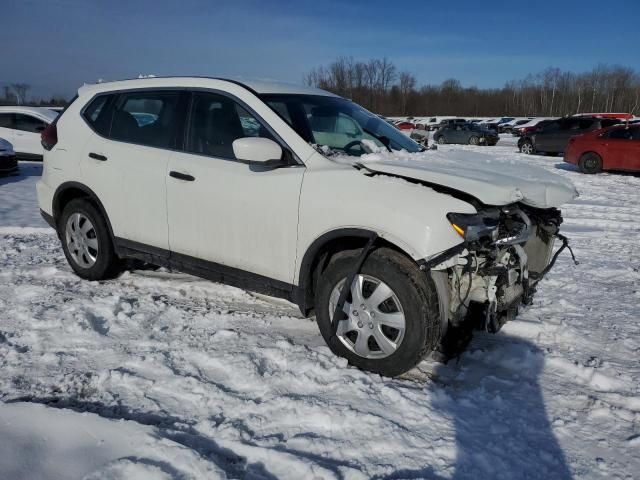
top-left (426, 205), bottom-right (575, 341)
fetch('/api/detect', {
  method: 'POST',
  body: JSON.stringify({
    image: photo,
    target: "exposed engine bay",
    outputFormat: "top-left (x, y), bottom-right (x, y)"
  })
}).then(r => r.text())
top-left (431, 205), bottom-right (574, 354)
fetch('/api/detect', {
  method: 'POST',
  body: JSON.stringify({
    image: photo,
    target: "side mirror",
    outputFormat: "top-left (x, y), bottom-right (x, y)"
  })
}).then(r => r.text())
top-left (232, 137), bottom-right (283, 164)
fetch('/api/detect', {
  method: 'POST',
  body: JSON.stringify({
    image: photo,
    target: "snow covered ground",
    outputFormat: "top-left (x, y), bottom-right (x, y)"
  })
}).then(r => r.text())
top-left (1, 140), bottom-right (639, 479)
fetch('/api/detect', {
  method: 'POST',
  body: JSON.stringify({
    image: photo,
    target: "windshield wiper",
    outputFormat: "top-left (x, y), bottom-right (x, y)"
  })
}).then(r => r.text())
top-left (362, 128), bottom-right (393, 152)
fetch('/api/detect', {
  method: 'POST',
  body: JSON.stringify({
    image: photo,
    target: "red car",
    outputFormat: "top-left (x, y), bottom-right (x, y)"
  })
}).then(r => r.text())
top-left (565, 124), bottom-right (640, 173)
top-left (394, 121), bottom-right (415, 130)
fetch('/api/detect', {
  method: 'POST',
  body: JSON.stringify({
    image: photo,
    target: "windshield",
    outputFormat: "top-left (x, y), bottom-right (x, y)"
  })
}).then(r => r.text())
top-left (260, 94), bottom-right (422, 156)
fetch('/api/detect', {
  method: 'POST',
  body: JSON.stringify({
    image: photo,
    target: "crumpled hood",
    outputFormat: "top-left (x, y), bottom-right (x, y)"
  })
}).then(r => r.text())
top-left (353, 149), bottom-right (579, 208)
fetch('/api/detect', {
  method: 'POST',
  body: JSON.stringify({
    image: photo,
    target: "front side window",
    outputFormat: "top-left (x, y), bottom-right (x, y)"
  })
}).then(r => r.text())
top-left (14, 114), bottom-right (47, 133)
top-left (111, 91), bottom-right (183, 149)
top-left (261, 94), bottom-right (422, 156)
top-left (186, 92), bottom-right (273, 160)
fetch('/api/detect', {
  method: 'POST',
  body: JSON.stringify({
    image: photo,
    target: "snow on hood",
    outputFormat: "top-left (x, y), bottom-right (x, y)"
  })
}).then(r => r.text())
top-left (349, 149), bottom-right (579, 208)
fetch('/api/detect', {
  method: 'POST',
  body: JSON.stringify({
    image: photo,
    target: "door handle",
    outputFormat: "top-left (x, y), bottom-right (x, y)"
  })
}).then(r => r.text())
top-left (169, 171), bottom-right (195, 181)
top-left (89, 152), bottom-right (108, 161)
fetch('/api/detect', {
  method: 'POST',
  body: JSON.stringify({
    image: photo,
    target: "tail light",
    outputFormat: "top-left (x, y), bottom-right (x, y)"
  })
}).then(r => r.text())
top-left (41, 123), bottom-right (58, 151)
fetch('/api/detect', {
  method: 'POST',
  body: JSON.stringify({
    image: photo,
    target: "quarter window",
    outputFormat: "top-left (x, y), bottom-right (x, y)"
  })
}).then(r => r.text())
top-left (111, 91), bottom-right (183, 149)
top-left (14, 114), bottom-right (47, 133)
top-left (186, 92), bottom-right (273, 160)
top-left (0, 113), bottom-right (13, 128)
top-left (83, 94), bottom-right (114, 137)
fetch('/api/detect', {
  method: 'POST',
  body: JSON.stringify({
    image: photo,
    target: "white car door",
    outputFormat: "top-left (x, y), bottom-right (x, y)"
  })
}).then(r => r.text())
top-left (80, 90), bottom-right (186, 251)
top-left (166, 91), bottom-right (304, 284)
top-left (0, 113), bottom-right (16, 146)
top-left (13, 113), bottom-right (47, 156)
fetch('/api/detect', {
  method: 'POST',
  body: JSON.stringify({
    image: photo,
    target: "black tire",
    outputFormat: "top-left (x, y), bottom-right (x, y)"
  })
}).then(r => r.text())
top-left (58, 198), bottom-right (123, 280)
top-left (437, 136), bottom-right (446, 145)
top-left (519, 139), bottom-right (535, 154)
top-left (578, 152), bottom-right (602, 174)
top-left (315, 247), bottom-right (442, 377)
top-left (468, 136), bottom-right (479, 145)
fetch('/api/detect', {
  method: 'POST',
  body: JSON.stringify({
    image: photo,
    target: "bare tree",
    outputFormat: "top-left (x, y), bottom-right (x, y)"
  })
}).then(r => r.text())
top-left (398, 71), bottom-right (416, 115)
top-left (10, 83), bottom-right (31, 105)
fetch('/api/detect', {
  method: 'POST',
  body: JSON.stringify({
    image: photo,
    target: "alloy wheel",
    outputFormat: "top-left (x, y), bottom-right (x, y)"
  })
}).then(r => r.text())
top-left (329, 274), bottom-right (406, 359)
top-left (521, 142), bottom-right (534, 154)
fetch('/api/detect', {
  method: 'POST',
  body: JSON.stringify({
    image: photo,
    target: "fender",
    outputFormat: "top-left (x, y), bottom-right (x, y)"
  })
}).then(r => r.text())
top-left (294, 227), bottom-right (424, 316)
top-left (52, 181), bottom-right (116, 241)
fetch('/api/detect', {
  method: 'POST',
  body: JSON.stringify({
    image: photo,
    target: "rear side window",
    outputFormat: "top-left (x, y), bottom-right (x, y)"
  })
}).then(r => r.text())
top-left (83, 94), bottom-right (115, 137)
top-left (186, 92), bottom-right (273, 160)
top-left (111, 91), bottom-right (183, 149)
top-left (14, 114), bottom-right (47, 133)
top-left (0, 113), bottom-right (13, 128)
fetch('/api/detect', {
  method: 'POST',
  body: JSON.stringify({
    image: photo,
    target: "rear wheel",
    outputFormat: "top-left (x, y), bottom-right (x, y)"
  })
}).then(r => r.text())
top-left (578, 152), bottom-right (602, 174)
top-left (58, 198), bottom-right (123, 280)
top-left (315, 248), bottom-right (442, 377)
top-left (520, 140), bottom-right (535, 154)
top-left (468, 136), bottom-right (479, 145)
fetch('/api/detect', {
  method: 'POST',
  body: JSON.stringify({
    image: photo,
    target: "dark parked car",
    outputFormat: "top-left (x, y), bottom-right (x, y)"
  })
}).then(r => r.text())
top-left (500, 118), bottom-right (533, 134)
top-left (0, 138), bottom-right (18, 175)
top-left (482, 117), bottom-right (515, 132)
top-left (565, 124), bottom-right (640, 173)
top-left (433, 123), bottom-right (499, 145)
top-left (432, 118), bottom-right (466, 131)
top-left (518, 116), bottom-right (620, 155)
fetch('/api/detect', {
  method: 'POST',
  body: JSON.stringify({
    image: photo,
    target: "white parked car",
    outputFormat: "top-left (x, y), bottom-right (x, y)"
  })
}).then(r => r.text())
top-left (37, 77), bottom-right (577, 377)
top-left (0, 137), bottom-right (17, 174)
top-left (0, 106), bottom-right (58, 160)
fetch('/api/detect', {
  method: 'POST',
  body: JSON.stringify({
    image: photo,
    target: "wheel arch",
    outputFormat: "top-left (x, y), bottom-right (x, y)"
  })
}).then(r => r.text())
top-left (53, 182), bottom-right (116, 240)
top-left (295, 228), bottom-right (421, 317)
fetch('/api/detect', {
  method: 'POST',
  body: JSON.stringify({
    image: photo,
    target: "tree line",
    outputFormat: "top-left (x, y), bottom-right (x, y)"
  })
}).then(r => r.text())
top-left (304, 57), bottom-right (640, 117)
top-left (0, 84), bottom-right (67, 107)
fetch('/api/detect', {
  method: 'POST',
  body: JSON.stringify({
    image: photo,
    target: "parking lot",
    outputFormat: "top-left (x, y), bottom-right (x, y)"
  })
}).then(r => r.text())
top-left (1, 135), bottom-right (639, 478)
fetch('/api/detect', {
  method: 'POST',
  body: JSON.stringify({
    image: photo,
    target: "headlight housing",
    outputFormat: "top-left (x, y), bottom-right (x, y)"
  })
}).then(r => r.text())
top-left (447, 207), bottom-right (532, 246)
top-left (447, 211), bottom-right (500, 243)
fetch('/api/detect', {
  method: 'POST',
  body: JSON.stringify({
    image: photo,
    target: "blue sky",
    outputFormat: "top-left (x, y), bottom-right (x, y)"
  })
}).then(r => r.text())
top-left (3, 0), bottom-right (640, 99)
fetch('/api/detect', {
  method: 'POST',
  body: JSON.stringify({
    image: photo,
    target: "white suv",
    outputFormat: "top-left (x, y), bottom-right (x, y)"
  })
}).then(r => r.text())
top-left (37, 77), bottom-right (577, 377)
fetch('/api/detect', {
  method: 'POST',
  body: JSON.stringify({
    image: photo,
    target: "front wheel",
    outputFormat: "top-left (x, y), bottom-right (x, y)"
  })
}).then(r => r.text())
top-left (315, 248), bottom-right (442, 377)
top-left (468, 136), bottom-right (479, 145)
top-left (437, 136), bottom-right (446, 145)
top-left (58, 198), bottom-right (123, 280)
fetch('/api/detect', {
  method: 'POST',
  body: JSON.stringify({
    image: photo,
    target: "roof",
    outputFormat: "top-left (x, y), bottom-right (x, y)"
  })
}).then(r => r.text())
top-left (0, 106), bottom-right (58, 122)
top-left (77, 76), bottom-right (339, 98)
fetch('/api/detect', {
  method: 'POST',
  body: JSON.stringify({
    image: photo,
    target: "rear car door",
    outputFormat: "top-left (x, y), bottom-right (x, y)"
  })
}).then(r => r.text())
top-left (533, 121), bottom-right (559, 152)
top-left (80, 89), bottom-right (187, 251)
top-left (554, 119), bottom-right (594, 153)
top-left (166, 90), bottom-right (304, 283)
top-left (0, 113), bottom-right (15, 146)
top-left (604, 127), bottom-right (640, 170)
top-left (12, 114), bottom-right (47, 156)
